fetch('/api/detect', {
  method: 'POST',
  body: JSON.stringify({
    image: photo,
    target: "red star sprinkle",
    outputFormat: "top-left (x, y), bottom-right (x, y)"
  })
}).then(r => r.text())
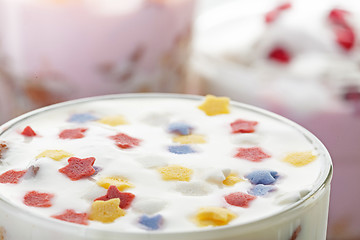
top-left (0, 170), bottom-right (27, 184)
top-left (268, 47), bottom-right (291, 64)
top-left (265, 2), bottom-right (292, 23)
top-left (21, 126), bottom-right (37, 137)
top-left (110, 133), bottom-right (141, 149)
top-left (23, 191), bottom-right (54, 208)
top-left (225, 192), bottom-right (256, 208)
top-left (59, 128), bottom-right (88, 139)
top-left (52, 209), bottom-right (89, 225)
top-left (59, 157), bottom-right (95, 181)
top-left (94, 185), bottom-right (135, 209)
top-left (234, 147), bottom-right (271, 162)
top-left (328, 8), bottom-right (355, 51)
top-left (230, 119), bottom-right (258, 133)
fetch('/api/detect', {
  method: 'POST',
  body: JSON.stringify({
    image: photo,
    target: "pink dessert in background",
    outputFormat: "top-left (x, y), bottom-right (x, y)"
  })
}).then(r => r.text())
top-left (0, 0), bottom-right (194, 124)
top-left (192, 0), bottom-right (360, 239)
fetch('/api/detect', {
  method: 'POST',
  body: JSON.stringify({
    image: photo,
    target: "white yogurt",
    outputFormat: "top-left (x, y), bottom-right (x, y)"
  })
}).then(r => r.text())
top-left (0, 94), bottom-right (332, 240)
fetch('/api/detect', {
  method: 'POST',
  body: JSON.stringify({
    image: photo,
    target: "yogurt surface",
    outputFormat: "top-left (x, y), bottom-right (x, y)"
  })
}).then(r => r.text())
top-left (0, 94), bottom-right (331, 234)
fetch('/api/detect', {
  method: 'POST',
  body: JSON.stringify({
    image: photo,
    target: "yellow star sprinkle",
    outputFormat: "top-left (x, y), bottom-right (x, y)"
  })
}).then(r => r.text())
top-left (198, 95), bottom-right (230, 116)
top-left (36, 150), bottom-right (72, 161)
top-left (195, 207), bottom-right (236, 227)
top-left (158, 165), bottom-right (193, 181)
top-left (173, 134), bottom-right (206, 144)
top-left (97, 176), bottom-right (134, 191)
top-left (97, 115), bottom-right (127, 126)
top-left (223, 174), bottom-right (244, 186)
top-left (283, 152), bottom-right (317, 167)
top-left (89, 198), bottom-right (126, 223)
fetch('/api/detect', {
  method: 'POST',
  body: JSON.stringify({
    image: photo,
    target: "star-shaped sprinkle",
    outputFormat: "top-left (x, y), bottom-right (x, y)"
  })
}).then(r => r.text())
top-left (283, 152), bottom-right (317, 167)
top-left (58, 157), bottom-right (95, 181)
top-left (109, 133), bottom-right (141, 149)
top-left (158, 165), bottom-right (193, 182)
top-left (21, 126), bottom-right (37, 137)
top-left (59, 128), bottom-right (87, 139)
top-left (230, 119), bottom-right (258, 133)
top-left (234, 147), bottom-right (271, 162)
top-left (36, 150), bottom-right (73, 161)
top-left (223, 174), bottom-right (244, 186)
top-left (158, 165), bottom-right (193, 181)
top-left (23, 191), bottom-right (54, 208)
top-left (95, 185), bottom-right (135, 209)
top-left (246, 170), bottom-right (279, 185)
top-left (98, 115), bottom-right (127, 126)
top-left (249, 184), bottom-right (276, 196)
top-left (168, 145), bottom-right (196, 154)
top-left (224, 192), bottom-right (257, 208)
top-left (173, 134), bottom-right (206, 144)
top-left (52, 209), bottom-right (89, 225)
top-left (198, 95), bottom-right (230, 116)
top-left (97, 176), bottom-right (134, 191)
top-left (168, 122), bottom-right (193, 135)
top-left (89, 198), bottom-right (126, 223)
top-left (0, 169), bottom-right (27, 184)
top-left (195, 207), bottom-right (236, 227)
top-left (68, 113), bottom-right (98, 123)
top-left (138, 214), bottom-right (163, 230)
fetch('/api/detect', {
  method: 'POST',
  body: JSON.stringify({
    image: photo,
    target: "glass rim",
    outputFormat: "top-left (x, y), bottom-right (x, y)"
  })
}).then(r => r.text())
top-left (0, 93), bottom-right (333, 239)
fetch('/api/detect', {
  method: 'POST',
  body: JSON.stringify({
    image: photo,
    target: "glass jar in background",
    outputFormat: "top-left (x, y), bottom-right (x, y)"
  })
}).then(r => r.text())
top-left (0, 0), bottom-right (195, 124)
top-left (192, 0), bottom-right (360, 239)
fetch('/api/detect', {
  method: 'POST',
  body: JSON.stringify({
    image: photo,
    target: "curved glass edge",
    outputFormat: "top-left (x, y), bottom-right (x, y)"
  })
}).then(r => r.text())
top-left (0, 93), bottom-right (333, 239)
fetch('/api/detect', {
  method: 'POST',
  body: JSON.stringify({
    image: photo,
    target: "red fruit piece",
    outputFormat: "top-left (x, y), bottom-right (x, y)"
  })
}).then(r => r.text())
top-left (230, 119), bottom-right (258, 133)
top-left (59, 128), bottom-right (87, 139)
top-left (234, 147), bottom-right (271, 162)
top-left (328, 8), bottom-right (355, 51)
top-left (334, 26), bottom-right (355, 51)
top-left (52, 209), bottom-right (89, 225)
top-left (110, 133), bottom-right (141, 149)
top-left (0, 170), bottom-right (27, 184)
top-left (0, 141), bottom-right (8, 159)
top-left (329, 9), bottom-right (350, 27)
top-left (59, 157), bottom-right (95, 181)
top-left (95, 185), bottom-right (135, 209)
top-left (225, 192), bottom-right (256, 208)
top-left (265, 2), bottom-right (292, 23)
top-left (23, 191), bottom-right (54, 207)
top-left (21, 126), bottom-right (37, 137)
top-left (268, 47), bottom-right (291, 64)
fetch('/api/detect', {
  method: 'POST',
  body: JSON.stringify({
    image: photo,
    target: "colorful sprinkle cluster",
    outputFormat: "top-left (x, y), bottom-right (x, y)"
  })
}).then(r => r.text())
top-left (0, 95), bottom-right (319, 234)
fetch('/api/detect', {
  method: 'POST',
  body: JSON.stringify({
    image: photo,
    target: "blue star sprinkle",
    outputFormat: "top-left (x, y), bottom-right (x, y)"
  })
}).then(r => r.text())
top-left (168, 145), bottom-right (196, 154)
top-left (68, 113), bottom-right (98, 123)
top-left (249, 184), bottom-right (276, 196)
top-left (168, 122), bottom-right (193, 135)
top-left (138, 214), bottom-right (163, 230)
top-left (245, 170), bottom-right (279, 185)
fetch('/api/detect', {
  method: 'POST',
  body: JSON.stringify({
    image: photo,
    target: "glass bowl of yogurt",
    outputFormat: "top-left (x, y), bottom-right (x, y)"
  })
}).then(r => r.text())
top-left (0, 93), bottom-right (332, 239)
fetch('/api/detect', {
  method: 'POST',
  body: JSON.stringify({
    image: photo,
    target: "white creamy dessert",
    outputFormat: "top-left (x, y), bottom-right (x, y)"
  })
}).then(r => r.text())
top-left (0, 0), bottom-right (194, 124)
top-left (193, 1), bottom-right (358, 238)
top-left (0, 94), bottom-right (332, 240)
